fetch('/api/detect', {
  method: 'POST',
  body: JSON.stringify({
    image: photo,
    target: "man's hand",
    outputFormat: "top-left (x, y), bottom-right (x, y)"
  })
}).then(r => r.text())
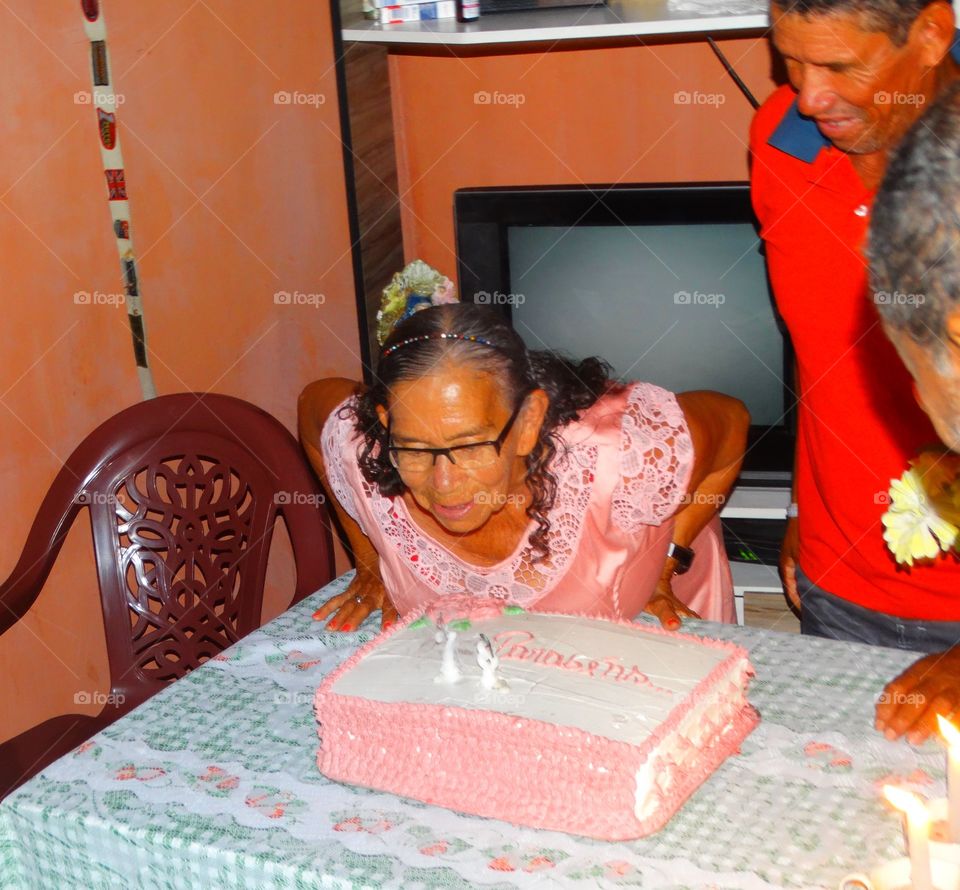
top-left (875, 645), bottom-right (960, 743)
top-left (644, 576), bottom-right (701, 631)
top-left (779, 516), bottom-right (800, 612)
top-left (312, 569), bottom-right (397, 632)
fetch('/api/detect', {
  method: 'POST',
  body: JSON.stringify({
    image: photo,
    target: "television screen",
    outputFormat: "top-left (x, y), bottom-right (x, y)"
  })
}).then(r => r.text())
top-left (454, 182), bottom-right (795, 476)
top-left (507, 221), bottom-right (785, 426)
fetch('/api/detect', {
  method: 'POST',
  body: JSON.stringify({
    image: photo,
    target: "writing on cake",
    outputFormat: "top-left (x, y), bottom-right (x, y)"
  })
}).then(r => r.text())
top-left (494, 630), bottom-right (675, 695)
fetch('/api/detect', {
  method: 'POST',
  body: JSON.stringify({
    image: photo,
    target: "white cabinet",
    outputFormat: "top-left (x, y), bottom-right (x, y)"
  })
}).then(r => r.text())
top-left (720, 486), bottom-right (790, 625)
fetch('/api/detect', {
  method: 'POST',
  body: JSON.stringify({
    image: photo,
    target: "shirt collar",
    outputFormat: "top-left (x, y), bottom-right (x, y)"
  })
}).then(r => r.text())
top-left (768, 30), bottom-right (960, 163)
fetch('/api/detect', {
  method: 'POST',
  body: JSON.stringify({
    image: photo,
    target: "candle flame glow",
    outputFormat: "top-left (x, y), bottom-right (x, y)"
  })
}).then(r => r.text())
top-left (938, 714), bottom-right (960, 747)
top-left (884, 785), bottom-right (931, 826)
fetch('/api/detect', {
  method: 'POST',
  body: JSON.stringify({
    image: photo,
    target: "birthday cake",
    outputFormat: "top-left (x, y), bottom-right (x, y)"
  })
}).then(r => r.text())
top-left (314, 597), bottom-right (758, 840)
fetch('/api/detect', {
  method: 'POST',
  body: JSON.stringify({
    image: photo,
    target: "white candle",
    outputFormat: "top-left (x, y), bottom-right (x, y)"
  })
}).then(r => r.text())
top-left (433, 615), bottom-right (462, 684)
top-left (477, 633), bottom-right (508, 692)
top-left (884, 786), bottom-right (933, 890)
top-left (938, 715), bottom-right (960, 843)
top-left (439, 630), bottom-right (462, 683)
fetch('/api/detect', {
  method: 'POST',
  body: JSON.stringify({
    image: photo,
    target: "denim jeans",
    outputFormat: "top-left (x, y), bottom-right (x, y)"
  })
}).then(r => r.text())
top-left (796, 565), bottom-right (960, 653)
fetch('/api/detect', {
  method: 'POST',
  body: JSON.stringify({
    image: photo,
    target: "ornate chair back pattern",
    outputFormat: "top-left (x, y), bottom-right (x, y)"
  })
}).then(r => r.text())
top-left (105, 443), bottom-right (270, 687)
top-left (0, 393), bottom-right (336, 795)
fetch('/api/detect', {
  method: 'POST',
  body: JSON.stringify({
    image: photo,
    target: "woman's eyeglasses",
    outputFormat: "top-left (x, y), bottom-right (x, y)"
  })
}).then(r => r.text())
top-left (387, 400), bottom-right (525, 475)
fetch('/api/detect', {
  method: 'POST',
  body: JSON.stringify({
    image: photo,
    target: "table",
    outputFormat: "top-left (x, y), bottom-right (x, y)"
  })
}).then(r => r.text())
top-left (0, 573), bottom-right (945, 889)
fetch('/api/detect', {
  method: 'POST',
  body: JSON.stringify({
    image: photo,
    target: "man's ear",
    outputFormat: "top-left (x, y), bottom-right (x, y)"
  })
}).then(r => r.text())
top-left (376, 404), bottom-right (389, 431)
top-left (911, 1), bottom-right (956, 69)
top-left (515, 389), bottom-right (550, 457)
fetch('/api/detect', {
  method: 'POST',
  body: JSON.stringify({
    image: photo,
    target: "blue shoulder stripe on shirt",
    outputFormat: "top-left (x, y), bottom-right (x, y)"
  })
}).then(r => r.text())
top-left (767, 30), bottom-right (960, 163)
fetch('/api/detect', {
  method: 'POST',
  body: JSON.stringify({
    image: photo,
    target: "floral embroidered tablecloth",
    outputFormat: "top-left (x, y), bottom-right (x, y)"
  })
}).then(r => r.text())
top-left (0, 573), bottom-right (942, 889)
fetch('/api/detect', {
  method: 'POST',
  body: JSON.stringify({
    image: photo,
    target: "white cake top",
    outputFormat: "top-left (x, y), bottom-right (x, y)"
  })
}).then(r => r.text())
top-left (331, 611), bottom-right (735, 745)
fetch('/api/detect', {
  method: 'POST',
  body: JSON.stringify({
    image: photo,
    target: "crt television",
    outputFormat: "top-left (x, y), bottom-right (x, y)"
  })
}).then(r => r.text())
top-left (453, 182), bottom-right (795, 481)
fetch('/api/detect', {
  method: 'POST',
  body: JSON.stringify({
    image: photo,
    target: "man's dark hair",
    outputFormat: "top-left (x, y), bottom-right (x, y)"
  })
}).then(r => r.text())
top-left (772, 0), bottom-right (940, 45)
top-left (869, 80), bottom-right (960, 352)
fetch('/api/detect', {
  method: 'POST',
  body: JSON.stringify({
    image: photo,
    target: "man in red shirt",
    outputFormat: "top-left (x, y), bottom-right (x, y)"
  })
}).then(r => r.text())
top-left (750, 0), bottom-right (960, 648)
top-left (870, 83), bottom-right (960, 742)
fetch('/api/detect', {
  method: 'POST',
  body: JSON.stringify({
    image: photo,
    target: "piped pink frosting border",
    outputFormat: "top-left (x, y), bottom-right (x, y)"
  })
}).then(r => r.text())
top-left (315, 596), bottom-right (758, 840)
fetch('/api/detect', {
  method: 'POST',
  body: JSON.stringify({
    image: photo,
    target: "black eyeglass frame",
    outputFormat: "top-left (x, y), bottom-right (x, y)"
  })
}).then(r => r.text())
top-left (386, 397), bottom-right (527, 472)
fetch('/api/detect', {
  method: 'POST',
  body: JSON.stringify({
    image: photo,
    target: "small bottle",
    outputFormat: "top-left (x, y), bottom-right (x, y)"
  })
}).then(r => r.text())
top-left (457, 0), bottom-right (479, 22)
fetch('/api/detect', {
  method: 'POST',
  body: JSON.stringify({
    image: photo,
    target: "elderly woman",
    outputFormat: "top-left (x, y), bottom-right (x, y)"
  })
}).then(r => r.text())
top-left (300, 301), bottom-right (748, 631)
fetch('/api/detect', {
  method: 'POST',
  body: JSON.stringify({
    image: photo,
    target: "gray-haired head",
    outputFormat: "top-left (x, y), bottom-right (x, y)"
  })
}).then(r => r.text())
top-left (771, 0), bottom-right (941, 45)
top-left (869, 79), bottom-right (960, 359)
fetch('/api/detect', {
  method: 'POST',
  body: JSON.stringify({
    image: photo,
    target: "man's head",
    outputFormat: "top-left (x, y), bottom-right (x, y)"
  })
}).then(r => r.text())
top-left (770, 0), bottom-right (956, 155)
top-left (869, 80), bottom-right (960, 449)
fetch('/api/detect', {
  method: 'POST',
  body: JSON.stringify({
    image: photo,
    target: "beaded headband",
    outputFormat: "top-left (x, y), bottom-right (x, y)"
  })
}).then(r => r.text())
top-left (380, 332), bottom-right (495, 359)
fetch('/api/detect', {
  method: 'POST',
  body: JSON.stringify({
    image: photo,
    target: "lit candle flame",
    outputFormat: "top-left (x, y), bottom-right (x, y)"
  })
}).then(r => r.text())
top-left (939, 714), bottom-right (960, 747)
top-left (884, 785), bottom-right (931, 827)
top-left (939, 714), bottom-right (960, 843)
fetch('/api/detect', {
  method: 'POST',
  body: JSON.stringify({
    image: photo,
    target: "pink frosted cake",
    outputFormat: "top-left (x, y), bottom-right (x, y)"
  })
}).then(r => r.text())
top-left (314, 597), bottom-right (758, 841)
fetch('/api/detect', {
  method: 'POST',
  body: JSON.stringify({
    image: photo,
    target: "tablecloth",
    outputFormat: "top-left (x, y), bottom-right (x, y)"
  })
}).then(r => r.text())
top-left (0, 573), bottom-right (941, 889)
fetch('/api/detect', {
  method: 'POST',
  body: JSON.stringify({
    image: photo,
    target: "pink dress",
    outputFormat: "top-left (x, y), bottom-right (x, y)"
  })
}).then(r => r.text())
top-left (321, 382), bottom-right (734, 622)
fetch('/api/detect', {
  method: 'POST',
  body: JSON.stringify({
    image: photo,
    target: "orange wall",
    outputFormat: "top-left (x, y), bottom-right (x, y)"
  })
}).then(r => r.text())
top-left (0, 1), bottom-right (359, 741)
top-left (389, 37), bottom-right (780, 275)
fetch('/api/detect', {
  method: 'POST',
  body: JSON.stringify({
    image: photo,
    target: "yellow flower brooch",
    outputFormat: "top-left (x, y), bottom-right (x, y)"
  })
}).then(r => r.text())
top-left (882, 451), bottom-right (960, 565)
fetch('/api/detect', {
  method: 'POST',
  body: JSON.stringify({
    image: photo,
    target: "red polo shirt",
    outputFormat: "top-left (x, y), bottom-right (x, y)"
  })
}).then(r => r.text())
top-left (751, 84), bottom-right (960, 620)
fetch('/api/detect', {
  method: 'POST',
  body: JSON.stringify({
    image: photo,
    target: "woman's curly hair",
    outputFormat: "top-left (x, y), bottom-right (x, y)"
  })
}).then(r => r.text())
top-left (348, 303), bottom-right (616, 563)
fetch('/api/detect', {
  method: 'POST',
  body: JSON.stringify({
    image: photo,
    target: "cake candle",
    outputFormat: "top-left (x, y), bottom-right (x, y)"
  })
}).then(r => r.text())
top-left (884, 786), bottom-right (933, 890)
top-left (477, 633), bottom-right (508, 691)
top-left (937, 715), bottom-right (960, 843)
top-left (434, 616), bottom-right (462, 684)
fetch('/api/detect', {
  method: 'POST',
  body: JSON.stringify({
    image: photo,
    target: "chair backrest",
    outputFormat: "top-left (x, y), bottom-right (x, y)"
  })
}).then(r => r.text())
top-left (0, 393), bottom-right (335, 711)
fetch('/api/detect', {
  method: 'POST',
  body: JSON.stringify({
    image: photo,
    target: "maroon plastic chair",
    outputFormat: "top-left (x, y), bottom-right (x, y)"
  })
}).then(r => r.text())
top-left (0, 393), bottom-right (336, 798)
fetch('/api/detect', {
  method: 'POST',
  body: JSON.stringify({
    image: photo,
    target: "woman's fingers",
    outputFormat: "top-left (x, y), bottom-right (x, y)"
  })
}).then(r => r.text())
top-left (312, 578), bottom-right (396, 632)
top-left (329, 586), bottom-right (377, 631)
top-left (313, 589), bottom-right (364, 630)
top-left (381, 599), bottom-right (399, 630)
top-left (312, 591), bottom-right (352, 622)
top-left (332, 599), bottom-right (374, 632)
top-left (645, 594), bottom-right (683, 631)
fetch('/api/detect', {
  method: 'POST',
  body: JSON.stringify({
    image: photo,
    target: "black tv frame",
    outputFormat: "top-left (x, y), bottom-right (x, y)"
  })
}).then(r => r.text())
top-left (453, 181), bottom-right (796, 476)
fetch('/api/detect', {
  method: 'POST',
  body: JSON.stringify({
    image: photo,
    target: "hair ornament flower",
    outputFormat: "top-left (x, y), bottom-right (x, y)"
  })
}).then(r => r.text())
top-left (882, 450), bottom-right (960, 565)
top-left (376, 260), bottom-right (457, 346)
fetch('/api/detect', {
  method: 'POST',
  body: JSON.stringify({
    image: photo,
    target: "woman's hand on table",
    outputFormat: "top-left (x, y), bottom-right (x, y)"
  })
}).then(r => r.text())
top-left (644, 577), bottom-right (701, 631)
top-left (312, 571), bottom-right (398, 632)
top-left (875, 644), bottom-right (960, 743)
